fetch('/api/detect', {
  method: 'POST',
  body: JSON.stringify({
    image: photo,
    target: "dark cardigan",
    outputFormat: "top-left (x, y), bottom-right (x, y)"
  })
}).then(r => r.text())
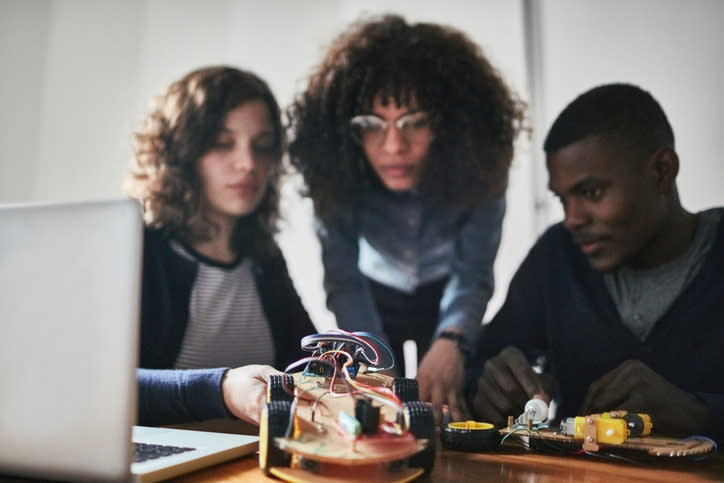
top-left (139, 227), bottom-right (316, 371)
top-left (136, 228), bottom-right (316, 426)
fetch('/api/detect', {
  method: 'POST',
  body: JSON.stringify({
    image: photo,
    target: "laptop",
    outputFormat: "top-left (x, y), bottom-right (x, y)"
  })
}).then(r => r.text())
top-left (0, 199), bottom-right (258, 482)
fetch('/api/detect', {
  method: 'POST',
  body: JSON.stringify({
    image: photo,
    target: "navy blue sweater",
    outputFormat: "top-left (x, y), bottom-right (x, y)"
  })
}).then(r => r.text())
top-left (468, 209), bottom-right (724, 440)
top-left (137, 228), bottom-right (316, 426)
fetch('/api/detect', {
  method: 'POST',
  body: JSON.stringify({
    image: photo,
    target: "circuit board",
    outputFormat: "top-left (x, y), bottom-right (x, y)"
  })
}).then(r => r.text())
top-left (274, 372), bottom-right (426, 463)
top-left (499, 426), bottom-right (716, 457)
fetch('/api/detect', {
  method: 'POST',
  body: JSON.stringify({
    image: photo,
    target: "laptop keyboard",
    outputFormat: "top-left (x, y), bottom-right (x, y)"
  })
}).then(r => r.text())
top-left (134, 442), bottom-right (196, 463)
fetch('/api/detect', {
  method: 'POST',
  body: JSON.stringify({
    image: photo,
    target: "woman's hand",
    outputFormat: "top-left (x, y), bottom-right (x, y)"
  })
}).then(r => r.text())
top-left (417, 337), bottom-right (470, 425)
top-left (221, 364), bottom-right (281, 425)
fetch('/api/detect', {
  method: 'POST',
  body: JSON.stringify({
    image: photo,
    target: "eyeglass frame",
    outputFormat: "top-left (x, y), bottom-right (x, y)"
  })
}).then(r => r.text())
top-left (348, 111), bottom-right (435, 146)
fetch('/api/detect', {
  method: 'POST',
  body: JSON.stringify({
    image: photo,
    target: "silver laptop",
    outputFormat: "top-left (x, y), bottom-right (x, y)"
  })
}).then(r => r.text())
top-left (0, 199), bottom-right (258, 482)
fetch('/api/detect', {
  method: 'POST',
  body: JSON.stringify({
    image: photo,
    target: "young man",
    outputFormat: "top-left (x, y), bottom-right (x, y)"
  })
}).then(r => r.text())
top-left (467, 83), bottom-right (723, 441)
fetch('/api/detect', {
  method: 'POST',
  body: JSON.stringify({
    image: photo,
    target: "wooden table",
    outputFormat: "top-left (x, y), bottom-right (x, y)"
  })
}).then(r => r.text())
top-left (176, 444), bottom-right (724, 482)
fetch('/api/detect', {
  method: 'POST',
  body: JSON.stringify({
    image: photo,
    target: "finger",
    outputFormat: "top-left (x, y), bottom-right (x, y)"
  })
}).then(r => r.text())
top-left (254, 364), bottom-right (281, 382)
top-left (581, 362), bottom-right (624, 413)
top-left (500, 346), bottom-right (545, 399)
top-left (485, 356), bottom-right (528, 408)
top-left (473, 376), bottom-right (511, 426)
top-left (447, 389), bottom-right (471, 422)
top-left (417, 373), bottom-right (431, 402)
top-left (581, 361), bottom-right (640, 413)
top-left (430, 383), bottom-right (446, 426)
top-left (538, 373), bottom-right (556, 400)
top-left (616, 389), bottom-right (649, 414)
top-left (446, 389), bottom-right (462, 422)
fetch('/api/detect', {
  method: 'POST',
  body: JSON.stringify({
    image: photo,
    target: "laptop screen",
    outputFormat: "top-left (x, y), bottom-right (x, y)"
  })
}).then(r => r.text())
top-left (0, 199), bottom-right (143, 481)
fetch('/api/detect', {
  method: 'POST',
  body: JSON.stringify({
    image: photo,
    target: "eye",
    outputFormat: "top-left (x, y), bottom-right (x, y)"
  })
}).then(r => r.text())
top-left (253, 144), bottom-right (278, 159)
top-left (211, 140), bottom-right (233, 151)
top-left (581, 187), bottom-right (603, 200)
top-left (252, 134), bottom-right (278, 157)
top-left (398, 112), bottom-right (430, 131)
top-left (350, 115), bottom-right (386, 132)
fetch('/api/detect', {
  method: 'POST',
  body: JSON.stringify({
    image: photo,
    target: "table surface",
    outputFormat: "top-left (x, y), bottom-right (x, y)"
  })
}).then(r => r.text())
top-left (175, 441), bottom-right (724, 482)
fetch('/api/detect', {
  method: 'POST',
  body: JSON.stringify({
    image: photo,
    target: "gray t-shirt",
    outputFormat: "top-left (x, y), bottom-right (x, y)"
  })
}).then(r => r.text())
top-left (170, 241), bottom-right (275, 369)
top-left (604, 208), bottom-right (722, 341)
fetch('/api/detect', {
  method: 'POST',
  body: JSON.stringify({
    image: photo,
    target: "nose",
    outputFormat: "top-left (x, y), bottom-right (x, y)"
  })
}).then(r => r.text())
top-left (231, 145), bottom-right (255, 172)
top-left (380, 124), bottom-right (407, 153)
top-left (562, 198), bottom-right (589, 231)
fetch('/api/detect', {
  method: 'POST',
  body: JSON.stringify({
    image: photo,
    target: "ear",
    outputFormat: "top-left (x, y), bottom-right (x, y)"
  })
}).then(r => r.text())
top-left (649, 146), bottom-right (679, 193)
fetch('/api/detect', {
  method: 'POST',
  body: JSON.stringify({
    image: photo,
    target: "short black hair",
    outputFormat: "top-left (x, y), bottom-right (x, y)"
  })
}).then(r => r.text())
top-left (543, 83), bottom-right (674, 158)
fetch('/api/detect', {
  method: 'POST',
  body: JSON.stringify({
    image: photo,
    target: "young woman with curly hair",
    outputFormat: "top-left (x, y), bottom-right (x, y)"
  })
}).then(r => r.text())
top-left (126, 66), bottom-right (315, 425)
top-left (288, 15), bottom-right (526, 424)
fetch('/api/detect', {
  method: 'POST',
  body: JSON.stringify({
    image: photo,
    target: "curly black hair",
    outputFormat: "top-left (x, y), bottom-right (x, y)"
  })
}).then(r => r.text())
top-left (125, 65), bottom-right (284, 257)
top-left (544, 83), bottom-right (674, 159)
top-left (288, 14), bottom-right (527, 224)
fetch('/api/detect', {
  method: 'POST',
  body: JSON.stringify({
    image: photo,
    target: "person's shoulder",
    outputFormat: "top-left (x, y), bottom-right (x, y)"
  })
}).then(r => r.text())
top-left (141, 226), bottom-right (194, 269)
top-left (142, 226), bottom-right (171, 251)
top-left (251, 239), bottom-right (288, 272)
top-left (534, 222), bottom-right (573, 251)
top-left (143, 226), bottom-right (163, 241)
top-left (703, 206), bottom-right (724, 247)
top-left (704, 206), bottom-right (724, 224)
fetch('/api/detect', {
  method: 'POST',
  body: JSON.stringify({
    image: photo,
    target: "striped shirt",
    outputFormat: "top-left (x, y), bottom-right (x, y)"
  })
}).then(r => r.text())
top-left (170, 241), bottom-right (275, 369)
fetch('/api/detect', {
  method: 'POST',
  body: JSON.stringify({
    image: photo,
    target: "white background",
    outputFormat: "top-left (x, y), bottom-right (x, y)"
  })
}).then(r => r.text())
top-left (2, 0), bottom-right (723, 337)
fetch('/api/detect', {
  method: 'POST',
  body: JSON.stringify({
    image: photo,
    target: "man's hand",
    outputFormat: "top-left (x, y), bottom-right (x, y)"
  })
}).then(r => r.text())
top-left (221, 364), bottom-right (281, 426)
top-left (580, 360), bottom-right (709, 436)
top-left (472, 346), bottom-right (552, 427)
top-left (417, 337), bottom-right (470, 425)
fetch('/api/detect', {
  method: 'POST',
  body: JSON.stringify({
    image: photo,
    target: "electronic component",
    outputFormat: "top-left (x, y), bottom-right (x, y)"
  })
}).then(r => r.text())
top-left (516, 396), bottom-right (549, 425)
top-left (338, 410), bottom-right (362, 438)
top-left (602, 411), bottom-right (652, 437)
top-left (355, 398), bottom-right (381, 435)
top-left (559, 411), bottom-right (653, 449)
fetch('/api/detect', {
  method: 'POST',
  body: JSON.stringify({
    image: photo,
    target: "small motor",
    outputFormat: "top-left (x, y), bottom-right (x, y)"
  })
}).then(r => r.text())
top-left (516, 396), bottom-right (549, 425)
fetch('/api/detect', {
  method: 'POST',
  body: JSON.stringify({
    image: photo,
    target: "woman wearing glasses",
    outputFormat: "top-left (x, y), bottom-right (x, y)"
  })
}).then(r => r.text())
top-left (288, 15), bottom-right (526, 424)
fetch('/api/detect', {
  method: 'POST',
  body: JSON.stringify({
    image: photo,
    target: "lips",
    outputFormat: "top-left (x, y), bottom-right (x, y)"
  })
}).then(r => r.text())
top-left (380, 164), bottom-right (414, 178)
top-left (228, 180), bottom-right (257, 194)
top-left (573, 235), bottom-right (608, 256)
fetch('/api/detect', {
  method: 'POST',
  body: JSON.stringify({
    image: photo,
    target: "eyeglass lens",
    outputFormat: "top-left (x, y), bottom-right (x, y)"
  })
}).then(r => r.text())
top-left (349, 112), bottom-right (432, 145)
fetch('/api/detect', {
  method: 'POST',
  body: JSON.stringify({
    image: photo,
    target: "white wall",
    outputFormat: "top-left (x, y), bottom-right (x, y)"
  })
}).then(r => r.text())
top-left (2, 0), bottom-right (722, 335)
top-left (533, 0), bottom-right (724, 225)
top-left (0, 0), bottom-right (531, 333)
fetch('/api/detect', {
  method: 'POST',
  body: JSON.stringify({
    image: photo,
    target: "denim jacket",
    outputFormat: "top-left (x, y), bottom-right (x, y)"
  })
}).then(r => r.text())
top-left (317, 187), bottom-right (505, 346)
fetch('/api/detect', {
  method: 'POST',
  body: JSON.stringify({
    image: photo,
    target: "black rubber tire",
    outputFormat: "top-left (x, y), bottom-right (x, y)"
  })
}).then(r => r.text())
top-left (259, 400), bottom-right (292, 475)
top-left (403, 401), bottom-right (436, 474)
top-left (267, 374), bottom-right (295, 402)
top-left (393, 377), bottom-right (419, 402)
top-left (441, 422), bottom-right (500, 452)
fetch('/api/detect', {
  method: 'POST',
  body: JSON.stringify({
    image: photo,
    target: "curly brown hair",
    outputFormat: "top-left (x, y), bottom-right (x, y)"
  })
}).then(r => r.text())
top-left (125, 65), bottom-right (283, 256)
top-left (288, 14), bottom-right (527, 224)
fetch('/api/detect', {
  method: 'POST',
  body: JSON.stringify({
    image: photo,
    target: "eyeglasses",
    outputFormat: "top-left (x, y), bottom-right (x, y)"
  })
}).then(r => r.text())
top-left (349, 112), bottom-right (433, 146)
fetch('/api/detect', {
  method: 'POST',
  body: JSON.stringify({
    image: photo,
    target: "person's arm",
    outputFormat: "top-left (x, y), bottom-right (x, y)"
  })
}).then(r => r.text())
top-left (465, 231), bottom-right (553, 423)
top-left (434, 196), bottom-right (506, 344)
top-left (417, 197), bottom-right (504, 423)
top-left (137, 368), bottom-right (230, 427)
top-left (137, 365), bottom-right (280, 427)
top-left (317, 215), bottom-right (384, 336)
